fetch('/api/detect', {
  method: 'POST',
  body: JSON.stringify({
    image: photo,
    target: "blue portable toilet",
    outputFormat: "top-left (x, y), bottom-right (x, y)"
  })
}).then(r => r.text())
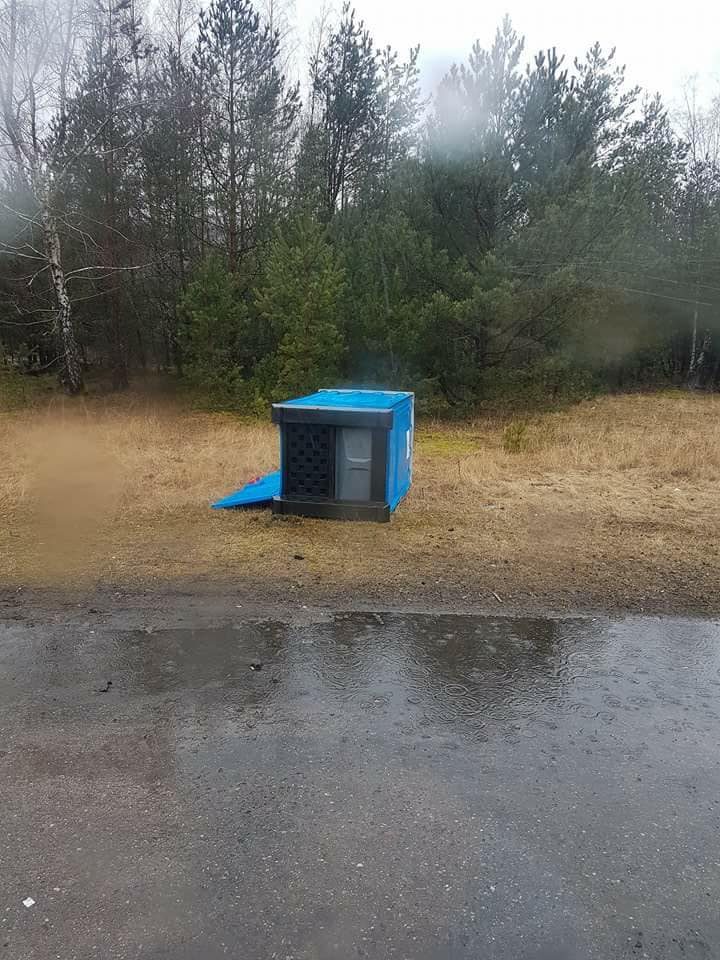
top-left (271, 389), bottom-right (414, 522)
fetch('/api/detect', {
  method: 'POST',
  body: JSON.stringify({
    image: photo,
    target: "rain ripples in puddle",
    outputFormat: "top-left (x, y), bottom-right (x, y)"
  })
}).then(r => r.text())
top-left (284, 614), bottom-right (596, 743)
top-left (82, 612), bottom-right (720, 751)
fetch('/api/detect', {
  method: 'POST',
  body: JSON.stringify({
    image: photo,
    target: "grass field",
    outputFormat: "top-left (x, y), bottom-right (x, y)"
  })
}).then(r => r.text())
top-left (1, 389), bottom-right (718, 613)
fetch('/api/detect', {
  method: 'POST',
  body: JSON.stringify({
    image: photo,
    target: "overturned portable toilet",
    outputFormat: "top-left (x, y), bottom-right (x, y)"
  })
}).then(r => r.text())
top-left (212, 389), bottom-right (414, 521)
top-left (272, 389), bottom-right (414, 522)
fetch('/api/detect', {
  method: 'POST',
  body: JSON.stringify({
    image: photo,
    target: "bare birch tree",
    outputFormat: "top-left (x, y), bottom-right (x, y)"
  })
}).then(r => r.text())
top-left (0, 0), bottom-right (85, 392)
top-left (676, 80), bottom-right (720, 384)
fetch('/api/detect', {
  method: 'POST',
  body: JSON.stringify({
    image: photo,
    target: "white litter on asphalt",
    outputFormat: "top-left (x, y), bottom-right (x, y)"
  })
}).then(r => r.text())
top-left (22, 898), bottom-right (35, 908)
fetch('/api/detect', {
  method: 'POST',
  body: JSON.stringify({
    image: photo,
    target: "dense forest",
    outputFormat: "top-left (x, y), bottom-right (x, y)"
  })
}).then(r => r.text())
top-left (0, 0), bottom-right (719, 407)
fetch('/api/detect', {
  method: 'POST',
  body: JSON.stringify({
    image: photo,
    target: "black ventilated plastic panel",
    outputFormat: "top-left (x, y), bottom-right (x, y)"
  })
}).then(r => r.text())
top-left (284, 423), bottom-right (334, 499)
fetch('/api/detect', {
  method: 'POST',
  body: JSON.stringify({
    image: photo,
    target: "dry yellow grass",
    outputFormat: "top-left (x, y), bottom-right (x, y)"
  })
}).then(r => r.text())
top-left (1, 390), bottom-right (718, 612)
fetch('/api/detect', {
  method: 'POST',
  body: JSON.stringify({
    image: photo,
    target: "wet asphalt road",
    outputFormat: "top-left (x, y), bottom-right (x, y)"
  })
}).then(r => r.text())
top-left (1, 611), bottom-right (720, 960)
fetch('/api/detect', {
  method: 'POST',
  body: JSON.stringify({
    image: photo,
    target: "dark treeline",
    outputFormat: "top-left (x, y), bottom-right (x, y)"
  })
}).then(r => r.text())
top-left (1, 0), bottom-right (719, 406)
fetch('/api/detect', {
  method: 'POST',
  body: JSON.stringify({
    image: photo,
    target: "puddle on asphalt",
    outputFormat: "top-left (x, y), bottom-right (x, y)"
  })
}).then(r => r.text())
top-left (55, 612), bottom-right (716, 755)
top-left (5, 611), bottom-right (720, 756)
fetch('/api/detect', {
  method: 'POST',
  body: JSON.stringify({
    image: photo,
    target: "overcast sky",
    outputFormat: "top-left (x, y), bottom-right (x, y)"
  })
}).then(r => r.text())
top-left (294, 0), bottom-right (719, 106)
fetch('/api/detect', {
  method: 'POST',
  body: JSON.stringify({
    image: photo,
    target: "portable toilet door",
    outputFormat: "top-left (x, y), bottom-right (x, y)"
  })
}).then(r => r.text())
top-left (335, 426), bottom-right (373, 501)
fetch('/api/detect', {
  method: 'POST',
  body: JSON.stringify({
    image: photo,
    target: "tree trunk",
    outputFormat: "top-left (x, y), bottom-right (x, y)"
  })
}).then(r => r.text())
top-left (688, 295), bottom-right (699, 385)
top-left (40, 205), bottom-right (84, 394)
top-left (110, 283), bottom-right (129, 390)
top-left (693, 331), bottom-right (711, 389)
top-left (227, 64), bottom-right (238, 270)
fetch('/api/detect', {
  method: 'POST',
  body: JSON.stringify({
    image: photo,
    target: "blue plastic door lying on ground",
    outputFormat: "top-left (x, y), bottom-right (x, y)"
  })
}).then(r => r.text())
top-left (212, 470), bottom-right (281, 509)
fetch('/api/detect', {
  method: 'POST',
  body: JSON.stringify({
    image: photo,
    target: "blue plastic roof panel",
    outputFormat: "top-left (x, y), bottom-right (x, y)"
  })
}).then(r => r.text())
top-left (276, 389), bottom-right (412, 412)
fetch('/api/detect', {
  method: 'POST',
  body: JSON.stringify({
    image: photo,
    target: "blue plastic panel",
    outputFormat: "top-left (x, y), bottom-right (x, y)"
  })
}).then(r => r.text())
top-left (212, 470), bottom-right (281, 509)
top-left (277, 389), bottom-right (412, 412)
top-left (386, 395), bottom-right (414, 511)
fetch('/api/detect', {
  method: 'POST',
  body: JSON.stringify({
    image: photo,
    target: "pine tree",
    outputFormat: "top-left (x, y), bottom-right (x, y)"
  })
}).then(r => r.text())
top-left (314, 5), bottom-right (379, 216)
top-left (178, 256), bottom-right (252, 400)
top-left (62, 0), bottom-right (151, 387)
top-left (192, 0), bottom-right (299, 270)
top-left (255, 218), bottom-right (345, 396)
top-left (376, 45), bottom-right (422, 193)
